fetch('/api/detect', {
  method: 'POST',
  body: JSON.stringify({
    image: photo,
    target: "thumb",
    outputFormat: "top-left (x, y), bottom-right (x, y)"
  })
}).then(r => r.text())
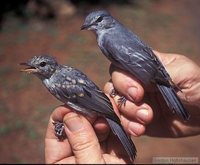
top-left (63, 112), bottom-right (105, 164)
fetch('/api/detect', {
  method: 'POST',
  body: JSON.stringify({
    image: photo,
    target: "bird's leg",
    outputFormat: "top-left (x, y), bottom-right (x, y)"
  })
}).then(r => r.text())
top-left (118, 96), bottom-right (127, 107)
top-left (110, 88), bottom-right (127, 107)
top-left (110, 88), bottom-right (118, 98)
top-left (53, 121), bottom-right (66, 140)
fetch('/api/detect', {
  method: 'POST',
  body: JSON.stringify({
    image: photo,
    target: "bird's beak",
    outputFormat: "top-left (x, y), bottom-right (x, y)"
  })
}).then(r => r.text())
top-left (20, 62), bottom-right (39, 74)
top-left (80, 24), bottom-right (90, 30)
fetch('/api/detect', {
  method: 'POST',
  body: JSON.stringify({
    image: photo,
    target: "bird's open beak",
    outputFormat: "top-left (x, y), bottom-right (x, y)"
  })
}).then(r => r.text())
top-left (80, 24), bottom-right (90, 30)
top-left (20, 62), bottom-right (39, 74)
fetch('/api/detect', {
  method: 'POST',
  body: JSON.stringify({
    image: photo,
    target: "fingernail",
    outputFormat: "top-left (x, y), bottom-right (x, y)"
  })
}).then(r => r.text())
top-left (136, 109), bottom-right (149, 122)
top-left (127, 87), bottom-right (138, 101)
top-left (64, 113), bottom-right (83, 132)
top-left (129, 122), bottom-right (144, 136)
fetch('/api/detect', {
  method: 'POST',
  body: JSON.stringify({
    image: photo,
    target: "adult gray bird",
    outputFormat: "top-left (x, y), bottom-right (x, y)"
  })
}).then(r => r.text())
top-left (20, 55), bottom-right (136, 162)
top-left (81, 10), bottom-right (189, 121)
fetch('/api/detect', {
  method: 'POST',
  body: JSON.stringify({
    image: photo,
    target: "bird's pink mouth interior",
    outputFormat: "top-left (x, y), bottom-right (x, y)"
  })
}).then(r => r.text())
top-left (20, 63), bottom-right (38, 74)
top-left (20, 67), bottom-right (38, 73)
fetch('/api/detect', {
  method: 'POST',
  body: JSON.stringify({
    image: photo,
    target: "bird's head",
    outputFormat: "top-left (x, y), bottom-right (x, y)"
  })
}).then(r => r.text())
top-left (20, 55), bottom-right (58, 80)
top-left (81, 10), bottom-right (115, 32)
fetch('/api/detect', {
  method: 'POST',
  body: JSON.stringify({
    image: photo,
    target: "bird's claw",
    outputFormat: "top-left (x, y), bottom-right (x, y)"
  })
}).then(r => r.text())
top-left (118, 96), bottom-right (127, 107)
top-left (109, 89), bottom-right (127, 107)
top-left (110, 88), bottom-right (118, 98)
top-left (53, 121), bottom-right (66, 140)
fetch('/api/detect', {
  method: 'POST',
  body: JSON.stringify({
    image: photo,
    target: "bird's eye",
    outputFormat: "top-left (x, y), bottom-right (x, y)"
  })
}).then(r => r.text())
top-left (40, 62), bottom-right (46, 67)
top-left (96, 16), bottom-right (103, 23)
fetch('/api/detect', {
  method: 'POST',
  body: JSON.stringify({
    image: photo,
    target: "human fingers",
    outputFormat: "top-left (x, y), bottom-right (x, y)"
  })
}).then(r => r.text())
top-left (104, 82), bottom-right (153, 136)
top-left (63, 111), bottom-right (105, 164)
top-left (109, 64), bottom-right (145, 103)
top-left (114, 94), bottom-right (153, 136)
top-left (93, 117), bottom-right (110, 142)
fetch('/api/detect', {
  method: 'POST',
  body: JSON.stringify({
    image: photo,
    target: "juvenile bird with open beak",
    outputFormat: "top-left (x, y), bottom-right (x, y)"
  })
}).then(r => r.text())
top-left (20, 55), bottom-right (137, 162)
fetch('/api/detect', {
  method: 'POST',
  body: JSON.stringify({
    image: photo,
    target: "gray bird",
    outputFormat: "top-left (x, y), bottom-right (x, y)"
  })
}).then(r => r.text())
top-left (81, 10), bottom-right (189, 121)
top-left (20, 55), bottom-right (136, 161)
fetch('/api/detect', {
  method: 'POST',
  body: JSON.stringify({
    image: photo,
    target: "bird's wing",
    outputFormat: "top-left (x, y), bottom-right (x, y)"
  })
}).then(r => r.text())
top-left (52, 67), bottom-right (119, 122)
top-left (78, 85), bottom-right (120, 122)
top-left (73, 68), bottom-right (120, 122)
top-left (103, 35), bottom-right (171, 87)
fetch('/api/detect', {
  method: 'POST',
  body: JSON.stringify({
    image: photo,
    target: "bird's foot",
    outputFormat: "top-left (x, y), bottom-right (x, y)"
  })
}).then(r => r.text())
top-left (53, 121), bottom-right (66, 140)
top-left (110, 88), bottom-right (118, 98)
top-left (110, 88), bottom-right (127, 107)
top-left (118, 96), bottom-right (127, 107)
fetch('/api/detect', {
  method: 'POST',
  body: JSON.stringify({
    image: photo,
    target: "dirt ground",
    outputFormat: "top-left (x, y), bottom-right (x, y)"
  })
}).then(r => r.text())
top-left (0, 0), bottom-right (199, 163)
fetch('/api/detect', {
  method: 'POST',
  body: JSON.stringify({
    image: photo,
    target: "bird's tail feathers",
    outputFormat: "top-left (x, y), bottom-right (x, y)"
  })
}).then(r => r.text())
top-left (157, 84), bottom-right (190, 120)
top-left (106, 118), bottom-right (137, 162)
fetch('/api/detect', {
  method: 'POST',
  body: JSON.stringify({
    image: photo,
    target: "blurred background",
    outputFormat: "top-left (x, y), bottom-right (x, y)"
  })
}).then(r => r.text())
top-left (0, 0), bottom-right (199, 163)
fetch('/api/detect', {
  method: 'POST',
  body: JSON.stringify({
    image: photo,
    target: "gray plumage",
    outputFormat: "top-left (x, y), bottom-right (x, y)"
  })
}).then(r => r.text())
top-left (20, 55), bottom-right (136, 162)
top-left (81, 10), bottom-right (189, 121)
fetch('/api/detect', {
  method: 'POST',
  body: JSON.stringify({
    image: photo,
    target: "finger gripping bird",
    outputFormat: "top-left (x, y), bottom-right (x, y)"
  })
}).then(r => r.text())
top-left (81, 10), bottom-right (189, 121)
top-left (20, 55), bottom-right (136, 162)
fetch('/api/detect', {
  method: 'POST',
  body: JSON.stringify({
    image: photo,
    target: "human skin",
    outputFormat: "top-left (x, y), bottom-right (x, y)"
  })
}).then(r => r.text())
top-left (104, 50), bottom-right (200, 137)
top-left (45, 51), bottom-right (200, 164)
top-left (45, 105), bottom-right (133, 164)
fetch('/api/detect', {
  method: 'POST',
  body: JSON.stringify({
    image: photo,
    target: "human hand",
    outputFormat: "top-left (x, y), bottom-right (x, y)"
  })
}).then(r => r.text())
top-left (45, 105), bottom-right (133, 164)
top-left (104, 50), bottom-right (200, 138)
